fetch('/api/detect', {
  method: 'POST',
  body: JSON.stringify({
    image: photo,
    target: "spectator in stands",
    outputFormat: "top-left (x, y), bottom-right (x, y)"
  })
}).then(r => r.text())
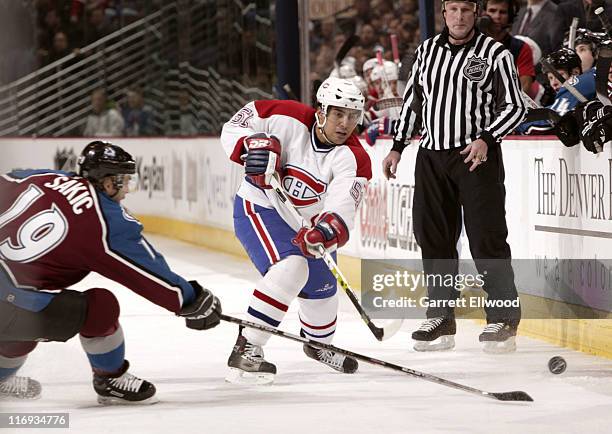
top-left (178, 90), bottom-right (198, 136)
top-left (43, 31), bottom-right (72, 65)
top-left (482, 0), bottom-right (536, 94)
top-left (83, 88), bottom-right (124, 137)
top-left (557, 0), bottom-right (612, 34)
top-left (165, 90), bottom-right (199, 136)
top-left (359, 24), bottom-right (379, 55)
top-left (37, 8), bottom-right (63, 64)
top-left (353, 0), bottom-right (374, 32)
top-left (512, 0), bottom-right (563, 55)
top-left (122, 87), bottom-right (154, 136)
top-left (83, 7), bottom-right (117, 46)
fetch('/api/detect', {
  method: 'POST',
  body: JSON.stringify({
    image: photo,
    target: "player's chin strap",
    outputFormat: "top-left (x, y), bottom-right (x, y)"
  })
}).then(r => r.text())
top-left (269, 174), bottom-right (403, 342)
top-left (316, 109), bottom-right (341, 146)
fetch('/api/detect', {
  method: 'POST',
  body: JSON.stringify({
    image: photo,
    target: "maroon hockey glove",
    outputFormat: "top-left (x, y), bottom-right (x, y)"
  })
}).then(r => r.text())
top-left (292, 212), bottom-right (349, 258)
top-left (244, 133), bottom-right (281, 189)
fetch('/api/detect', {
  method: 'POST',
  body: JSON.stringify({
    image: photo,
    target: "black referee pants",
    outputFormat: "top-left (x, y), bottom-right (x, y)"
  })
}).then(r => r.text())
top-left (413, 144), bottom-right (520, 326)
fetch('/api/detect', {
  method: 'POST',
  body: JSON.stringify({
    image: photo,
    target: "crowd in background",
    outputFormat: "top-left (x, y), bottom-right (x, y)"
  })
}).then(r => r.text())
top-left (308, 0), bottom-right (612, 142)
top-left (4, 0), bottom-right (612, 139)
top-left (0, 0), bottom-right (154, 85)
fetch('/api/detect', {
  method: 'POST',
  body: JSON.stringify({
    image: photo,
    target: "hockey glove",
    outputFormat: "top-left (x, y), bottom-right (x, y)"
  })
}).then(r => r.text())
top-left (575, 100), bottom-right (612, 153)
top-left (554, 111), bottom-right (580, 148)
top-left (178, 281), bottom-right (222, 330)
top-left (365, 117), bottom-right (395, 146)
top-left (292, 212), bottom-right (349, 258)
top-left (243, 133), bottom-right (281, 188)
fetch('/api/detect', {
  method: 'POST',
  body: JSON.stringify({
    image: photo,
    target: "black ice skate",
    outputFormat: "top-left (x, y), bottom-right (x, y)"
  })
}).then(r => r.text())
top-left (412, 317), bottom-right (456, 351)
top-left (93, 361), bottom-right (158, 405)
top-left (0, 375), bottom-right (41, 400)
top-left (479, 322), bottom-right (517, 353)
top-left (303, 344), bottom-right (358, 373)
top-left (226, 334), bottom-right (277, 385)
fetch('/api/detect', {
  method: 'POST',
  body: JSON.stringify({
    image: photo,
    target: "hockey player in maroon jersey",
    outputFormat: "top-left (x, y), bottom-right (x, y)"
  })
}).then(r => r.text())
top-left (0, 141), bottom-right (222, 404)
top-left (221, 77), bottom-right (371, 384)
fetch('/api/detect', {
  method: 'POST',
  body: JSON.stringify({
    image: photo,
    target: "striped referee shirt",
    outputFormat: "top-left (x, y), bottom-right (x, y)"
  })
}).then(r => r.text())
top-left (392, 28), bottom-right (527, 152)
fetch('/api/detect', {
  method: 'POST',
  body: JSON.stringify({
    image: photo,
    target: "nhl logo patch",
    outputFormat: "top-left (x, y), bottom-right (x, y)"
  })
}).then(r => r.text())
top-left (463, 56), bottom-right (488, 82)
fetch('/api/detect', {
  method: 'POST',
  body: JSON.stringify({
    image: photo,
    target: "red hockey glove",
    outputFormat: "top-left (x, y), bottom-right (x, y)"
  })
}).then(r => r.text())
top-left (243, 133), bottom-right (281, 188)
top-left (292, 212), bottom-right (349, 258)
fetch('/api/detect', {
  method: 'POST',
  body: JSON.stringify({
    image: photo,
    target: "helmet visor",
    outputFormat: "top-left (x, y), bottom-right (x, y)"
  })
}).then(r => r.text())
top-left (125, 173), bottom-right (139, 193)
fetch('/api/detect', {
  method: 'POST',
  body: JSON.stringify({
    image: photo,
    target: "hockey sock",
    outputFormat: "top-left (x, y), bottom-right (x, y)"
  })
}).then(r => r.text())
top-left (298, 296), bottom-right (338, 344)
top-left (244, 255), bottom-right (308, 346)
top-left (80, 324), bottom-right (125, 375)
top-left (0, 342), bottom-right (38, 381)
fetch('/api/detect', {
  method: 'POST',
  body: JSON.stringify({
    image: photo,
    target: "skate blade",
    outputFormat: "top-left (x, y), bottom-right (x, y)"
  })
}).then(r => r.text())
top-left (0, 393), bottom-right (41, 401)
top-left (482, 336), bottom-right (516, 354)
top-left (225, 368), bottom-right (275, 385)
top-left (413, 335), bottom-right (455, 352)
top-left (97, 395), bottom-right (159, 406)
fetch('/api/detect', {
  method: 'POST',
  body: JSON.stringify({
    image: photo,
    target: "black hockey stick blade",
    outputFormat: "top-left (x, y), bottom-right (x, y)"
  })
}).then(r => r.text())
top-left (335, 34), bottom-right (360, 66)
top-left (366, 316), bottom-right (403, 341)
top-left (524, 107), bottom-right (561, 123)
top-left (368, 322), bottom-right (384, 340)
top-left (490, 391), bottom-right (534, 402)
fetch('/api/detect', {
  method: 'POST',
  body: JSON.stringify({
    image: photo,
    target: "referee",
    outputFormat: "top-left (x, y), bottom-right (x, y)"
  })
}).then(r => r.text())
top-left (383, 0), bottom-right (527, 353)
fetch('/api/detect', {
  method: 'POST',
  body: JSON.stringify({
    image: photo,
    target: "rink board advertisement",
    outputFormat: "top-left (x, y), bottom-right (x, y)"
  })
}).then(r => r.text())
top-left (0, 137), bottom-right (243, 231)
top-left (1, 136), bottom-right (611, 313)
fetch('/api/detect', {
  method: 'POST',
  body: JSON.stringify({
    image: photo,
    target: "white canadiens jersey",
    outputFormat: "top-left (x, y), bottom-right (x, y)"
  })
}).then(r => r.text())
top-left (221, 100), bottom-right (372, 232)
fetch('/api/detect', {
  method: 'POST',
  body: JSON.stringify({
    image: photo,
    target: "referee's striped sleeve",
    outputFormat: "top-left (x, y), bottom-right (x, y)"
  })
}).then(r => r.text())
top-left (392, 44), bottom-right (424, 153)
top-left (481, 49), bottom-right (527, 144)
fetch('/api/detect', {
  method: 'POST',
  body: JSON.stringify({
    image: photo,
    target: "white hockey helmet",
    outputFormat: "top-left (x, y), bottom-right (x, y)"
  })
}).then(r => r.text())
top-left (316, 76), bottom-right (365, 124)
top-left (363, 57), bottom-right (379, 74)
top-left (350, 75), bottom-right (368, 95)
top-left (371, 61), bottom-right (399, 82)
top-left (330, 63), bottom-right (358, 79)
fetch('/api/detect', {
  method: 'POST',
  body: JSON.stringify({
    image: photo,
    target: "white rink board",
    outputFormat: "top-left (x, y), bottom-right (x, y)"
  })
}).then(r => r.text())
top-left (1, 136), bottom-right (611, 260)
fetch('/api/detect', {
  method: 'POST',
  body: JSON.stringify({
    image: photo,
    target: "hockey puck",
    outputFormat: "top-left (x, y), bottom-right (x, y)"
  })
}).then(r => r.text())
top-left (548, 356), bottom-right (567, 374)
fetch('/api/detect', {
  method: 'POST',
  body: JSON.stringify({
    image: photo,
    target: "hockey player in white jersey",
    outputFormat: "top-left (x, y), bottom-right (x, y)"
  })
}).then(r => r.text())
top-left (220, 77), bottom-right (371, 384)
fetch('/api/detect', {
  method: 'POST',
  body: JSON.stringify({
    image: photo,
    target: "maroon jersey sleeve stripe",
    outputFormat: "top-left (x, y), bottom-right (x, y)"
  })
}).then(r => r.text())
top-left (229, 136), bottom-right (247, 165)
top-left (345, 136), bottom-right (372, 180)
top-left (254, 100), bottom-right (316, 129)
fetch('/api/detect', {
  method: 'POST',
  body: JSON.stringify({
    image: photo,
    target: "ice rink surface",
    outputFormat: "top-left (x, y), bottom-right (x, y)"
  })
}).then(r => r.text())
top-left (3, 235), bottom-right (612, 434)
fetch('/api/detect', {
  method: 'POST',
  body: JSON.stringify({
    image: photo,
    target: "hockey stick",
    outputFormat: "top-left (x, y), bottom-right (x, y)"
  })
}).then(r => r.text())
top-left (376, 49), bottom-right (394, 99)
top-left (568, 17), bottom-right (579, 50)
top-left (594, 4), bottom-right (612, 106)
top-left (521, 90), bottom-right (561, 123)
top-left (594, 1), bottom-right (612, 35)
top-left (269, 174), bottom-right (403, 342)
top-left (540, 58), bottom-right (603, 152)
top-left (335, 34), bottom-right (360, 70)
top-left (221, 314), bottom-right (534, 402)
top-left (390, 33), bottom-right (401, 67)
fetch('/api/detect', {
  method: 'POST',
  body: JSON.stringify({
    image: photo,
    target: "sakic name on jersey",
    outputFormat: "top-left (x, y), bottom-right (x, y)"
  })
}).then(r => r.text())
top-left (44, 175), bottom-right (95, 214)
